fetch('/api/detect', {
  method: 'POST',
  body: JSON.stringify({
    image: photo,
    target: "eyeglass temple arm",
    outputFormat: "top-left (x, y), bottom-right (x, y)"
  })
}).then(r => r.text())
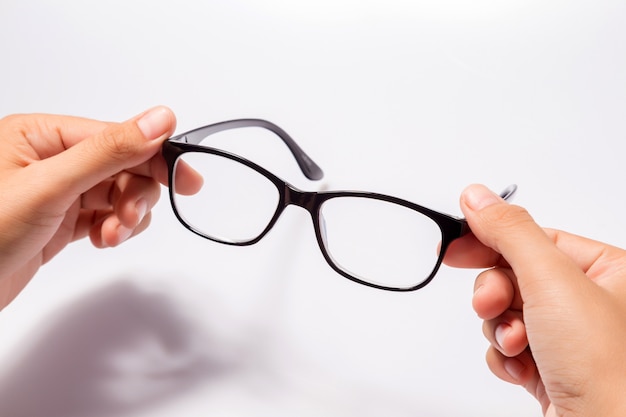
top-left (171, 119), bottom-right (324, 181)
top-left (499, 184), bottom-right (518, 201)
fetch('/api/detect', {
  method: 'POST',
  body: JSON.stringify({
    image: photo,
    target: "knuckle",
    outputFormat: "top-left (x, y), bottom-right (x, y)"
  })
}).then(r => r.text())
top-left (95, 123), bottom-right (143, 161)
top-left (482, 204), bottom-right (535, 230)
top-left (0, 113), bottom-right (26, 125)
top-left (0, 114), bottom-right (30, 136)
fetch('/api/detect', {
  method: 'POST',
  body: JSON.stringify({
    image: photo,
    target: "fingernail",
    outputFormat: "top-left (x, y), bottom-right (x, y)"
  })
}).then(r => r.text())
top-left (504, 358), bottom-right (525, 381)
top-left (136, 198), bottom-right (148, 225)
top-left (136, 106), bottom-right (173, 140)
top-left (117, 225), bottom-right (133, 244)
top-left (473, 284), bottom-right (483, 296)
top-left (495, 323), bottom-right (510, 350)
top-left (463, 184), bottom-right (503, 211)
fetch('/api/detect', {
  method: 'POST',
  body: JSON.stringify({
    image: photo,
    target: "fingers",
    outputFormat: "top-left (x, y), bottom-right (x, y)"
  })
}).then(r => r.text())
top-left (474, 267), bottom-right (529, 358)
top-left (442, 184), bottom-right (553, 274)
top-left (0, 112), bottom-right (109, 156)
top-left (76, 171), bottom-right (161, 247)
top-left (172, 159), bottom-right (204, 196)
top-left (26, 106), bottom-right (176, 213)
top-left (446, 223), bottom-right (626, 278)
top-left (486, 346), bottom-right (537, 386)
top-left (473, 268), bottom-right (520, 320)
top-left (483, 310), bottom-right (527, 357)
top-left (94, 210), bottom-right (153, 248)
top-left (87, 209), bottom-right (153, 248)
top-left (486, 346), bottom-right (555, 415)
top-left (443, 232), bottom-right (505, 269)
top-left (450, 185), bottom-right (599, 304)
top-left (111, 172), bottom-right (161, 228)
top-left (448, 185), bottom-right (626, 413)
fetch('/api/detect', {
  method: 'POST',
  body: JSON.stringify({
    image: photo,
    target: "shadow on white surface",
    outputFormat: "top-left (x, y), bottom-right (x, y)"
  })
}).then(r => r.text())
top-left (0, 271), bottom-right (469, 417)
top-left (0, 280), bottom-right (234, 417)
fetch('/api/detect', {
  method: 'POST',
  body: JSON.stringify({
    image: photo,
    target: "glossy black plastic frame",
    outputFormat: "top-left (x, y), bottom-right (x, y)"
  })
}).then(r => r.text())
top-left (162, 119), bottom-right (517, 292)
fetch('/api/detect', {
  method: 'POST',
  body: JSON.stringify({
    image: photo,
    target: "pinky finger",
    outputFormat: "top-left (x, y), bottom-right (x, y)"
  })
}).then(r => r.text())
top-left (485, 345), bottom-right (536, 386)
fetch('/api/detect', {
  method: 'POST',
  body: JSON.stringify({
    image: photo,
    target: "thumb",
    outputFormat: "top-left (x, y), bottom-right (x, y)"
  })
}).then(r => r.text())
top-left (460, 184), bottom-right (593, 301)
top-left (34, 106), bottom-right (176, 206)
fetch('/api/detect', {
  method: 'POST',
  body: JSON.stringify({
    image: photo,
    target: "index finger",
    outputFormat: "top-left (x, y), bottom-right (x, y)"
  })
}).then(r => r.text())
top-left (443, 232), bottom-right (508, 269)
top-left (443, 225), bottom-right (617, 278)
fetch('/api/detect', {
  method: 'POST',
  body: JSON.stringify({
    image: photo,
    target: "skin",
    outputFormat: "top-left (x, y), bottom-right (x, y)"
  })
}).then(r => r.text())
top-left (443, 184), bottom-right (626, 417)
top-left (0, 106), bottom-right (202, 310)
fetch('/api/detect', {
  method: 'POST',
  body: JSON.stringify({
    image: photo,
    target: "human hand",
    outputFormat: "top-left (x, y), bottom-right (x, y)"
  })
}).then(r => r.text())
top-left (443, 184), bottom-right (626, 417)
top-left (0, 107), bottom-right (201, 310)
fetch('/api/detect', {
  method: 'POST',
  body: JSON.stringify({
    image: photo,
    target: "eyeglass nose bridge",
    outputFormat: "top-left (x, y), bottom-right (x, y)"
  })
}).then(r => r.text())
top-left (283, 185), bottom-right (320, 214)
top-left (281, 185), bottom-right (336, 277)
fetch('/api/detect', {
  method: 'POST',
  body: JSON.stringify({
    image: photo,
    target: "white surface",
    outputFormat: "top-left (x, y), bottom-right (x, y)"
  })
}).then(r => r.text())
top-left (1, 1), bottom-right (625, 416)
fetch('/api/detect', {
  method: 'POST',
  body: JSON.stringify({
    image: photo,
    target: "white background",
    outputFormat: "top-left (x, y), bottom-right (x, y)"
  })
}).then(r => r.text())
top-left (0, 1), bottom-right (625, 416)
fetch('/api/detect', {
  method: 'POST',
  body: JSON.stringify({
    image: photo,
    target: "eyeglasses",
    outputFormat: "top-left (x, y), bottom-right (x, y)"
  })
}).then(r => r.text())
top-left (162, 119), bottom-right (517, 292)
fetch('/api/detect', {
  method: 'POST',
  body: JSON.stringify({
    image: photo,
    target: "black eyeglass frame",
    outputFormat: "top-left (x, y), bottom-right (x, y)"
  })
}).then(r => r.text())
top-left (162, 119), bottom-right (517, 292)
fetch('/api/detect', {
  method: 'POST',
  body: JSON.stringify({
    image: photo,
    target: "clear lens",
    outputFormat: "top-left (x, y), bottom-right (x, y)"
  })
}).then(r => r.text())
top-left (172, 152), bottom-right (280, 243)
top-left (319, 196), bottom-right (442, 289)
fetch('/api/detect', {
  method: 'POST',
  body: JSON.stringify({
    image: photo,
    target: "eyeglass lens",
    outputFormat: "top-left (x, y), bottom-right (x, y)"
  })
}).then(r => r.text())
top-left (173, 151), bottom-right (280, 243)
top-left (319, 196), bottom-right (442, 289)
